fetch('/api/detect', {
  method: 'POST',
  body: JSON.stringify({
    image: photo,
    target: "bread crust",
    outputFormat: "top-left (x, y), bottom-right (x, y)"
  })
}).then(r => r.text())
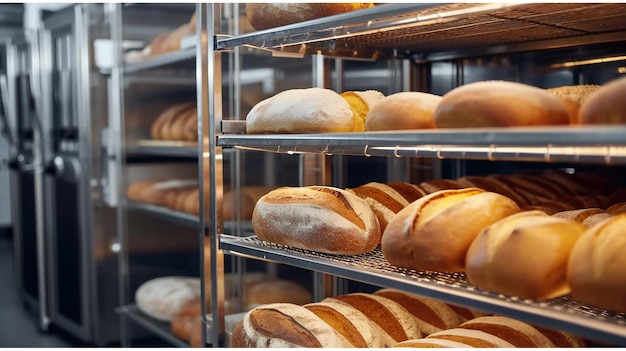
top-left (381, 188), bottom-right (520, 272)
top-left (252, 186), bottom-right (381, 255)
top-left (245, 3), bottom-right (374, 30)
top-left (366, 92), bottom-right (442, 131)
top-left (580, 76), bottom-right (626, 125)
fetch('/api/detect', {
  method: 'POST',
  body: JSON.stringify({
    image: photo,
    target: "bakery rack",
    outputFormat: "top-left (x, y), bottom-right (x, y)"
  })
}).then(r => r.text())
top-left (117, 305), bottom-right (190, 348)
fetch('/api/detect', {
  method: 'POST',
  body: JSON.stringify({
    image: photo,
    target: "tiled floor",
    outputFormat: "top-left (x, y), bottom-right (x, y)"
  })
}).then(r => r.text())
top-left (0, 235), bottom-right (75, 347)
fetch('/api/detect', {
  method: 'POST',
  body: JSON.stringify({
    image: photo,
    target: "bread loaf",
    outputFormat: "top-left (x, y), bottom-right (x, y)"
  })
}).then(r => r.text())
top-left (323, 293), bottom-right (422, 346)
top-left (171, 298), bottom-right (203, 342)
top-left (365, 92), bottom-right (442, 131)
top-left (458, 316), bottom-right (555, 347)
top-left (393, 338), bottom-right (475, 348)
top-left (251, 186), bottom-right (381, 255)
top-left (347, 182), bottom-right (412, 234)
top-left (381, 188), bottom-right (520, 272)
top-left (456, 176), bottom-right (529, 207)
top-left (465, 211), bottom-right (586, 300)
top-left (425, 327), bottom-right (516, 347)
top-left (373, 289), bottom-right (462, 336)
top-left (552, 208), bottom-right (605, 224)
top-left (135, 276), bottom-right (201, 322)
top-left (434, 80), bottom-right (570, 128)
top-left (304, 301), bottom-right (386, 348)
top-left (246, 88), bottom-right (355, 134)
top-left (581, 212), bottom-right (612, 228)
top-left (418, 179), bottom-right (467, 194)
top-left (567, 213), bottom-right (626, 313)
top-left (151, 102), bottom-right (195, 140)
top-left (606, 201), bottom-right (626, 215)
top-left (341, 90), bottom-right (385, 132)
top-left (386, 181), bottom-right (428, 202)
top-left (580, 76), bottom-right (626, 125)
top-left (245, 3), bottom-right (374, 30)
top-left (546, 84), bottom-right (600, 124)
top-left (230, 303), bottom-right (351, 347)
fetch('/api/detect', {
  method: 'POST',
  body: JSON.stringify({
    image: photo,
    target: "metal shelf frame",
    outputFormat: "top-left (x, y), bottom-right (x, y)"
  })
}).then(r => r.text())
top-left (118, 305), bottom-right (190, 348)
top-left (126, 201), bottom-right (200, 228)
top-left (221, 235), bottom-right (626, 346)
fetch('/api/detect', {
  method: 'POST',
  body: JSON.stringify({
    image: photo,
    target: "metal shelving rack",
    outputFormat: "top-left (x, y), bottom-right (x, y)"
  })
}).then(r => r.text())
top-left (205, 2), bottom-right (626, 347)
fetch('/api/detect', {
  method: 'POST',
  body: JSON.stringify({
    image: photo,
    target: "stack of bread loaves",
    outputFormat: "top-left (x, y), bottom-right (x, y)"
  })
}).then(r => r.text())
top-left (150, 102), bottom-right (198, 142)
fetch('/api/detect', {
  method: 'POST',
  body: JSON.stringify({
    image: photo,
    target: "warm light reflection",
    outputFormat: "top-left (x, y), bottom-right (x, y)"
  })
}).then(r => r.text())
top-left (551, 55), bottom-right (626, 68)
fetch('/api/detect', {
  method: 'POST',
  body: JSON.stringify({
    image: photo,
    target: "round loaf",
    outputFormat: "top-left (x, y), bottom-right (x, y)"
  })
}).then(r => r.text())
top-left (386, 181), bottom-right (428, 203)
top-left (245, 3), bottom-right (374, 30)
top-left (393, 337), bottom-right (475, 348)
top-left (459, 315), bottom-right (555, 347)
top-left (567, 213), bottom-right (626, 313)
top-left (580, 76), bottom-right (626, 125)
top-left (341, 90), bottom-right (385, 132)
top-left (434, 80), bottom-right (570, 128)
top-left (304, 301), bottom-right (386, 348)
top-left (246, 88), bottom-right (355, 134)
top-left (245, 280), bottom-right (313, 310)
top-left (365, 92), bottom-right (442, 131)
top-left (465, 211), bottom-right (586, 300)
top-left (426, 327), bottom-right (515, 347)
top-left (381, 188), bottom-right (520, 272)
top-left (251, 186), bottom-right (381, 255)
top-left (373, 288), bottom-right (462, 336)
top-left (230, 303), bottom-right (351, 348)
top-left (171, 298), bottom-right (202, 342)
top-left (135, 276), bottom-right (201, 322)
top-left (323, 293), bottom-right (421, 346)
top-left (546, 84), bottom-right (600, 124)
top-left (347, 182), bottom-right (412, 234)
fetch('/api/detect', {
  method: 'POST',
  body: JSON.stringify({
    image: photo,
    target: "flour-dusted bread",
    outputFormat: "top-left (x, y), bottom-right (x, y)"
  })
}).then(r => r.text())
top-left (434, 80), bottom-right (570, 128)
top-left (365, 92), bottom-right (442, 131)
top-left (252, 186), bottom-right (381, 255)
top-left (135, 276), bottom-right (201, 322)
top-left (546, 84), bottom-right (600, 124)
top-left (246, 88), bottom-right (356, 134)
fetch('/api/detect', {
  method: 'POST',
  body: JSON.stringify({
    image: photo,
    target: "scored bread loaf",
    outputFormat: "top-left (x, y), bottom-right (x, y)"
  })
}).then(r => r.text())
top-left (381, 188), bottom-right (520, 272)
top-left (552, 208), bottom-right (605, 224)
top-left (579, 76), bottom-right (626, 125)
top-left (386, 181), bottom-right (428, 202)
top-left (425, 327), bottom-right (516, 347)
top-left (135, 276), bottom-right (201, 322)
top-left (465, 211), bottom-right (586, 300)
top-left (245, 3), bottom-right (374, 30)
top-left (341, 90), bottom-right (385, 132)
top-left (434, 80), bottom-right (570, 128)
top-left (567, 213), bottom-right (626, 313)
top-left (365, 92), bottom-right (442, 131)
top-left (373, 289), bottom-right (462, 336)
top-left (456, 175), bottom-right (529, 207)
top-left (251, 186), bottom-right (381, 255)
top-left (304, 301), bottom-right (386, 348)
top-left (546, 84), bottom-right (600, 124)
top-left (347, 182), bottom-right (412, 234)
top-left (231, 303), bottom-right (352, 347)
top-left (246, 88), bottom-right (355, 134)
top-left (418, 179), bottom-right (467, 194)
top-left (581, 212), bottom-right (613, 228)
top-left (458, 316), bottom-right (555, 347)
top-left (323, 293), bottom-right (422, 346)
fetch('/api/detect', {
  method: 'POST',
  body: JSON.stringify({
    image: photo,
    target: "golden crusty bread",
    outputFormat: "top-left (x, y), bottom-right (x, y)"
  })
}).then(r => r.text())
top-left (151, 102), bottom-right (195, 140)
top-left (251, 186), bottom-right (381, 255)
top-left (426, 327), bottom-right (516, 347)
top-left (347, 182), bottom-right (412, 235)
top-left (458, 316), bottom-right (555, 347)
top-left (418, 179), bottom-right (467, 194)
top-left (231, 303), bottom-right (351, 347)
top-left (304, 301), bottom-right (386, 348)
top-left (323, 293), bottom-right (422, 346)
top-left (581, 212), bottom-right (613, 228)
top-left (567, 213), bottom-right (626, 313)
top-left (606, 201), bottom-right (626, 215)
top-left (456, 175), bottom-right (529, 208)
top-left (434, 80), bottom-right (570, 128)
top-left (245, 3), bottom-right (374, 30)
top-left (465, 211), bottom-right (586, 300)
top-left (341, 90), bottom-right (385, 132)
top-left (382, 188), bottom-right (520, 272)
top-left (552, 208), bottom-right (605, 224)
top-left (386, 181), bottom-right (428, 203)
top-left (365, 92), bottom-right (442, 131)
top-left (580, 76), bottom-right (626, 125)
top-left (393, 338), bottom-right (475, 348)
top-left (546, 84), bottom-right (600, 124)
top-left (373, 289), bottom-right (462, 336)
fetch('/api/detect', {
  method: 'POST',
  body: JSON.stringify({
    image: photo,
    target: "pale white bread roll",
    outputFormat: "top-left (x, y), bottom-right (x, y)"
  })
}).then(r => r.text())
top-left (135, 276), bottom-right (201, 322)
top-left (581, 212), bottom-right (612, 228)
top-left (340, 90), bottom-right (385, 132)
top-left (323, 293), bottom-right (422, 347)
top-left (426, 328), bottom-right (515, 348)
top-left (580, 76), bottom-right (626, 125)
top-left (244, 279), bottom-right (313, 310)
top-left (304, 301), bottom-right (386, 348)
top-left (365, 91), bottom-right (442, 131)
top-left (434, 80), bottom-right (570, 128)
top-left (373, 288), bottom-right (462, 336)
top-left (552, 208), bottom-right (605, 224)
top-left (381, 188), bottom-right (520, 272)
top-left (230, 303), bottom-right (351, 348)
top-left (567, 213), bottom-right (626, 313)
top-left (393, 337), bottom-right (475, 348)
top-left (245, 3), bottom-right (374, 30)
top-left (251, 186), bottom-right (381, 255)
top-left (546, 84), bottom-right (600, 124)
top-left (246, 88), bottom-right (355, 134)
top-left (347, 182), bottom-right (412, 235)
top-left (458, 315), bottom-right (555, 347)
top-left (465, 211), bottom-right (586, 300)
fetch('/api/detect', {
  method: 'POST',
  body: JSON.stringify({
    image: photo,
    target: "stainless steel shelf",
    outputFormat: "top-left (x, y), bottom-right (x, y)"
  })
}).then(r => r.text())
top-left (126, 143), bottom-right (199, 158)
top-left (217, 3), bottom-right (626, 60)
top-left (119, 305), bottom-right (190, 347)
top-left (221, 235), bottom-right (626, 346)
top-left (127, 201), bottom-right (199, 228)
top-left (123, 47), bottom-right (195, 74)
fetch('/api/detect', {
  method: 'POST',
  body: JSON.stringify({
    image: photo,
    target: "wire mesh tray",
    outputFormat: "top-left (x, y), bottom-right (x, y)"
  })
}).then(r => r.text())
top-left (220, 234), bottom-right (626, 345)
